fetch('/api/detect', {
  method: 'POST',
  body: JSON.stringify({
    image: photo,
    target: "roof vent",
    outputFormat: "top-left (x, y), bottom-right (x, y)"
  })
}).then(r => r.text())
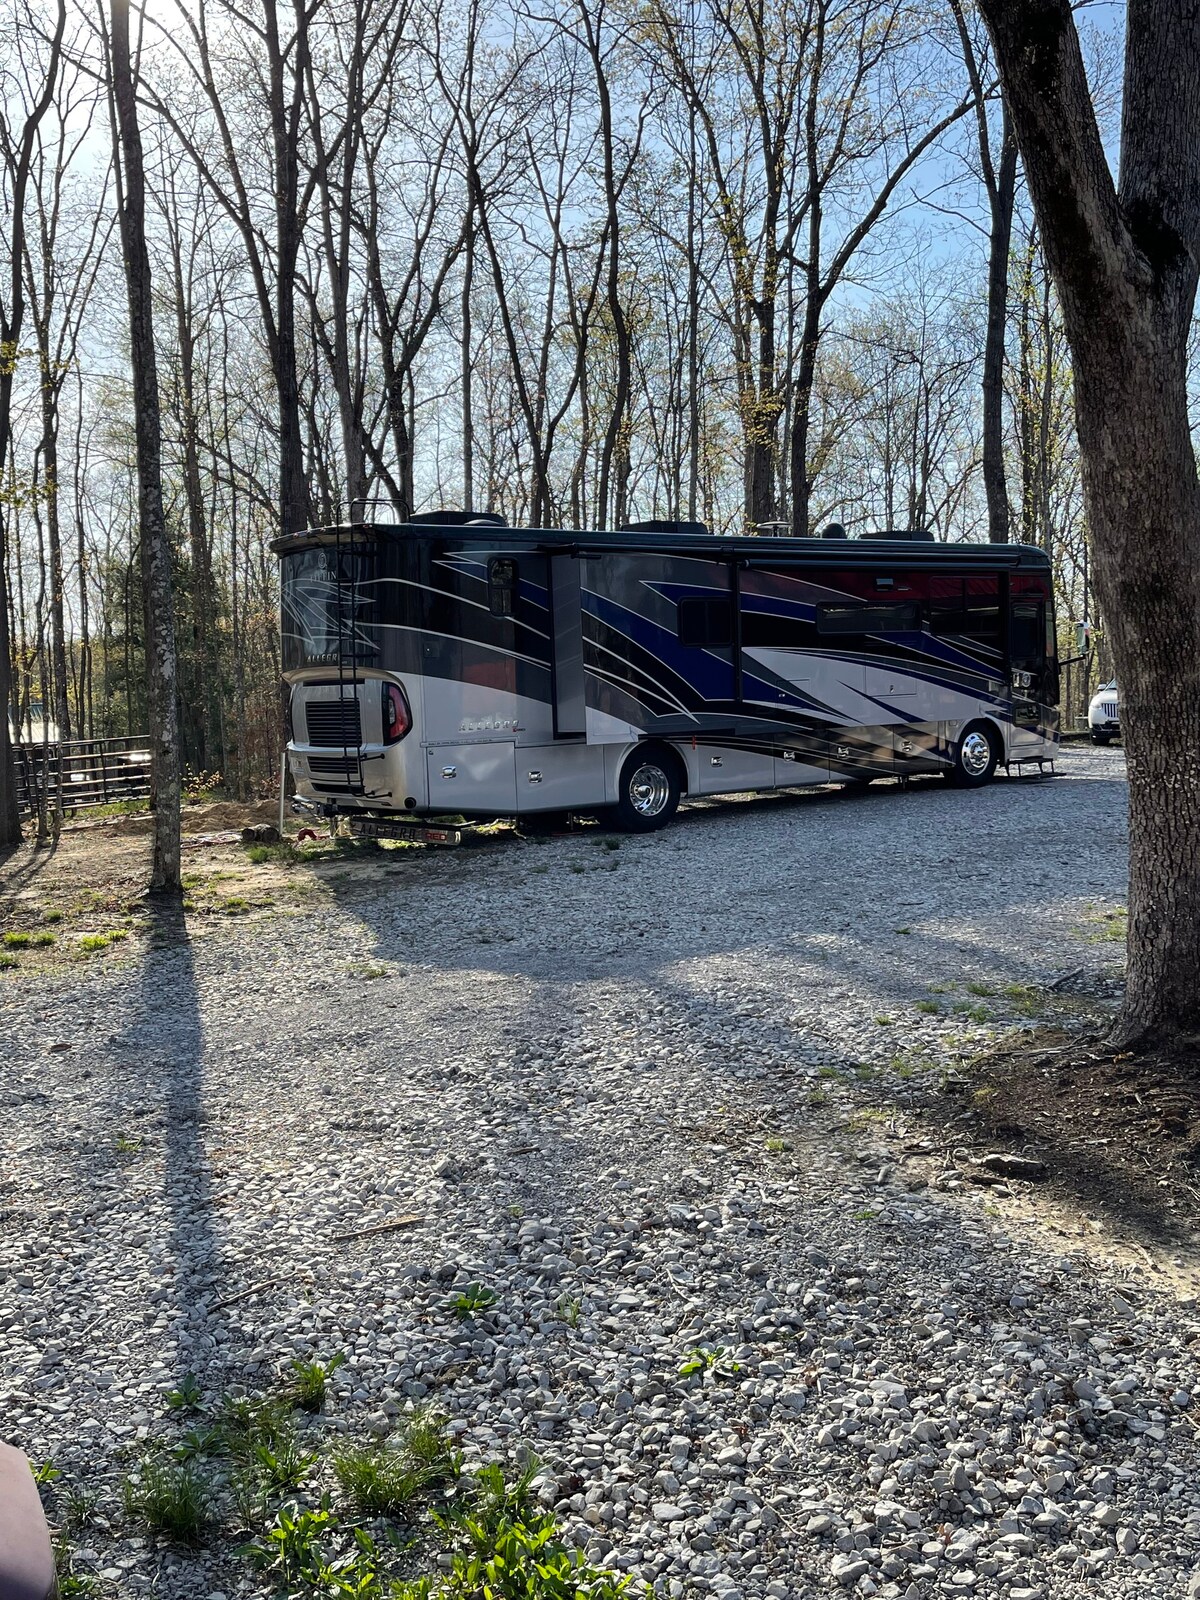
top-left (620, 518), bottom-right (709, 537)
top-left (819, 522), bottom-right (848, 540)
top-left (879, 526), bottom-right (934, 542)
top-left (408, 509), bottom-right (509, 528)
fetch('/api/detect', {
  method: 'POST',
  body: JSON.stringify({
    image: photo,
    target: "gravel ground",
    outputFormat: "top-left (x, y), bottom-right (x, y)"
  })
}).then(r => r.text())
top-left (5, 744), bottom-right (1199, 1600)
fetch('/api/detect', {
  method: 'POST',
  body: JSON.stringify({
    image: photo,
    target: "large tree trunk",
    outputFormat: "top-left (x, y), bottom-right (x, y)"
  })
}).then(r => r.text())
top-left (981, 115), bottom-right (1017, 543)
top-left (979, 0), bottom-right (1200, 1050)
top-left (110, 0), bottom-right (181, 893)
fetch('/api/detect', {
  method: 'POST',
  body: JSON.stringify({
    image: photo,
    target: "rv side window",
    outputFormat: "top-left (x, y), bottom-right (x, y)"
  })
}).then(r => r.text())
top-left (677, 596), bottom-right (732, 646)
top-left (816, 601), bottom-right (919, 636)
top-left (487, 558), bottom-right (517, 617)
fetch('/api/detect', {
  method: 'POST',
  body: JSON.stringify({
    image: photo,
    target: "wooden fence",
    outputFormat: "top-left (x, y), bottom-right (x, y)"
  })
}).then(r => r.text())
top-left (14, 736), bottom-right (153, 817)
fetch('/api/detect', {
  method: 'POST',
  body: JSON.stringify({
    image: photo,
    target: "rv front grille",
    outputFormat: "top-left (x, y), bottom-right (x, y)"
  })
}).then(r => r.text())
top-left (308, 754), bottom-right (362, 776)
top-left (305, 699), bottom-right (362, 747)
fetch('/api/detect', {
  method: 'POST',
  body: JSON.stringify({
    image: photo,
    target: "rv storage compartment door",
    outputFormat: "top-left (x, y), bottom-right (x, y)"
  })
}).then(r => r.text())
top-left (550, 556), bottom-right (586, 737)
top-left (426, 742), bottom-right (517, 813)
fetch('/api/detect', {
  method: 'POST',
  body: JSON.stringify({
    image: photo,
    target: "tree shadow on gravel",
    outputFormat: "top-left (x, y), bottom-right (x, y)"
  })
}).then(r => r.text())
top-left (110, 897), bottom-right (226, 1381)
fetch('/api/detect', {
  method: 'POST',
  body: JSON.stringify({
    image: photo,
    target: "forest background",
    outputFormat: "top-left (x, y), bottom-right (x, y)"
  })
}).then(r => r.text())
top-left (0, 0), bottom-right (1128, 797)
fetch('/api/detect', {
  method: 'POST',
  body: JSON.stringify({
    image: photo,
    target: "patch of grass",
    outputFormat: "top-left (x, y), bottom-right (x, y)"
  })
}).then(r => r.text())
top-left (0, 953), bottom-right (19, 971)
top-left (332, 1438), bottom-right (439, 1517)
top-left (218, 896), bottom-right (253, 915)
top-left (894, 926), bottom-right (911, 935)
top-left (2, 931), bottom-right (31, 947)
top-left (954, 1001), bottom-right (992, 1023)
top-left (243, 842), bottom-right (297, 865)
top-left (79, 929), bottom-right (128, 952)
top-left (873, 1015), bottom-right (894, 1026)
top-left (763, 1136), bottom-right (791, 1153)
top-left (41, 908), bottom-right (63, 924)
top-left (808, 1088), bottom-right (829, 1107)
top-left (288, 1351), bottom-right (346, 1413)
top-left (853, 1062), bottom-right (877, 1081)
top-left (32, 1460), bottom-right (61, 1486)
top-left (816, 1065), bottom-right (844, 1080)
top-left (347, 961), bottom-right (388, 980)
top-left (927, 982), bottom-right (955, 995)
top-left (447, 1282), bottom-right (498, 1320)
top-left (965, 981), bottom-right (994, 997)
top-left (853, 1207), bottom-right (881, 1222)
top-left (845, 1107), bottom-right (890, 1131)
top-left (122, 1454), bottom-right (212, 1545)
top-left (915, 999), bottom-right (941, 1015)
top-left (113, 1133), bottom-right (145, 1155)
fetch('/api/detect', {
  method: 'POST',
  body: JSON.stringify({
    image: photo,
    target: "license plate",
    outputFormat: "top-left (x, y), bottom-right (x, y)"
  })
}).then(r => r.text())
top-left (347, 817), bottom-right (461, 846)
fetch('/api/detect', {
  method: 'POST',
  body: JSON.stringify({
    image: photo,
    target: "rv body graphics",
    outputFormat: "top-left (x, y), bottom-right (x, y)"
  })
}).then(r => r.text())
top-left (276, 525), bottom-right (1059, 819)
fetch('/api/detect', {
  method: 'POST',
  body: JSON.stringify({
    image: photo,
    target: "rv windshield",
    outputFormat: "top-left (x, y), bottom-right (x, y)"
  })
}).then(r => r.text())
top-left (281, 543), bottom-right (378, 669)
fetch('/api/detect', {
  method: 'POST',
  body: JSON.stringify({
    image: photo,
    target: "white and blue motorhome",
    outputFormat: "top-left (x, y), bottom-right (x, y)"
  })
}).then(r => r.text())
top-left (274, 514), bottom-right (1060, 834)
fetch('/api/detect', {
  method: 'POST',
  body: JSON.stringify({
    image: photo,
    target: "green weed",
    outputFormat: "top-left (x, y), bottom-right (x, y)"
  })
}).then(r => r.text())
top-left (853, 1207), bottom-right (881, 1222)
top-left (447, 1283), bottom-right (498, 1320)
top-left (763, 1136), bottom-right (791, 1153)
top-left (289, 1352), bottom-right (346, 1413)
top-left (114, 1133), bottom-right (144, 1155)
top-left (0, 953), bottom-right (18, 971)
top-left (554, 1295), bottom-right (582, 1328)
top-left (79, 930), bottom-right (128, 952)
top-left (915, 999), bottom-right (940, 1015)
top-left (165, 1373), bottom-right (203, 1412)
top-left (677, 1344), bottom-right (739, 1379)
top-left (32, 1460), bottom-right (61, 1486)
top-left (965, 981), bottom-right (994, 997)
top-left (874, 1015), bottom-right (893, 1026)
top-left (122, 1454), bottom-right (212, 1544)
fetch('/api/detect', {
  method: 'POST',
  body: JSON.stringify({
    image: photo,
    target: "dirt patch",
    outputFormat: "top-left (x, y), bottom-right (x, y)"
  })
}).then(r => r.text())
top-left (916, 1028), bottom-right (1200, 1265)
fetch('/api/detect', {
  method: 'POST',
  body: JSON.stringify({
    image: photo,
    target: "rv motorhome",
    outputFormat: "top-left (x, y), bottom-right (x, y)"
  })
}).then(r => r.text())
top-left (273, 514), bottom-right (1059, 834)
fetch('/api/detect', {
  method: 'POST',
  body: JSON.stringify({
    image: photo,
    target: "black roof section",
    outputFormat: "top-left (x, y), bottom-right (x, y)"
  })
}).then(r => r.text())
top-left (271, 521), bottom-right (1051, 570)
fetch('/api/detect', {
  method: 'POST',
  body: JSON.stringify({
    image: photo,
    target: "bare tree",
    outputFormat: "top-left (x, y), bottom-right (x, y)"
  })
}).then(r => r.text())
top-left (979, 0), bottom-right (1200, 1050)
top-left (0, 0), bottom-right (65, 847)
top-left (108, 0), bottom-right (181, 890)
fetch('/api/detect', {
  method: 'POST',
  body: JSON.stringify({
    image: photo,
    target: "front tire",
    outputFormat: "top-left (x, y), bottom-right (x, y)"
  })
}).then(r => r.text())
top-left (611, 745), bottom-right (681, 832)
top-left (947, 722), bottom-right (1000, 788)
top-left (1091, 730), bottom-right (1112, 746)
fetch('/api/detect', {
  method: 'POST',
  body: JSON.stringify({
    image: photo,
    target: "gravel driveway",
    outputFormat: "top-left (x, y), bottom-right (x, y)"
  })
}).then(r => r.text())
top-left (5, 744), bottom-right (1197, 1600)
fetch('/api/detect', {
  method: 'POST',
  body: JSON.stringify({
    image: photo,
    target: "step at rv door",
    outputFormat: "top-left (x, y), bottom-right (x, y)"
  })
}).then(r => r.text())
top-left (550, 555), bottom-right (586, 737)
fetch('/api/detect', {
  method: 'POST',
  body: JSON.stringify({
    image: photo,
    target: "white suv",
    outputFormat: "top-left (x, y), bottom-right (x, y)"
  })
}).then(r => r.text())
top-left (1088, 681), bottom-right (1120, 744)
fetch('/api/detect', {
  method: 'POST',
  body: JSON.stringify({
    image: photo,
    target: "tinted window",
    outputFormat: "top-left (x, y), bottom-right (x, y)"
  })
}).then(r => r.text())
top-left (487, 558), bottom-right (517, 617)
top-left (1010, 602), bottom-right (1044, 670)
top-left (816, 601), bottom-right (919, 636)
top-left (677, 597), bottom-right (732, 646)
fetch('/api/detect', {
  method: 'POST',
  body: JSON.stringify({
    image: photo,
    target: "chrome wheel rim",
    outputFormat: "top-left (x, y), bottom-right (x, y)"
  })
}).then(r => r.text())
top-left (629, 763), bottom-right (671, 817)
top-left (961, 731), bottom-right (992, 778)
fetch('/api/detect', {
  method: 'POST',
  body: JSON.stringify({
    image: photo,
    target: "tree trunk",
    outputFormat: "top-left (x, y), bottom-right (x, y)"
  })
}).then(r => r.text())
top-left (0, 0), bottom-right (64, 846)
top-left (110, 0), bottom-right (181, 893)
top-left (980, 0), bottom-right (1200, 1050)
top-left (981, 113), bottom-right (1017, 543)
